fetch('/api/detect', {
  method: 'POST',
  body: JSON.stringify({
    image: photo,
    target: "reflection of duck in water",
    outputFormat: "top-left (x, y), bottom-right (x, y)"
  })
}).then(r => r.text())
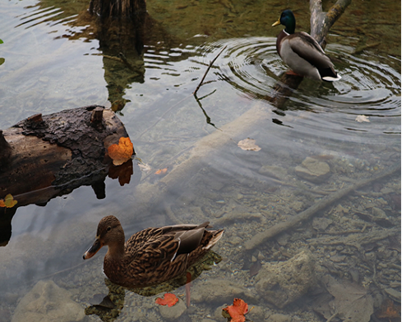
top-left (83, 215), bottom-right (224, 288)
top-left (272, 10), bottom-right (341, 81)
top-left (85, 251), bottom-right (222, 321)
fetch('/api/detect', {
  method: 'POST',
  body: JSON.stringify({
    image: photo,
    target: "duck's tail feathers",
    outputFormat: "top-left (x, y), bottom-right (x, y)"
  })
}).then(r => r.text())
top-left (204, 230), bottom-right (224, 250)
top-left (322, 74), bottom-right (342, 82)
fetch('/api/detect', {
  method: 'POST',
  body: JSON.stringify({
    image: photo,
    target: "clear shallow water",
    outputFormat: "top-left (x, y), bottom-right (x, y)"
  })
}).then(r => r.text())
top-left (0, 0), bottom-right (400, 321)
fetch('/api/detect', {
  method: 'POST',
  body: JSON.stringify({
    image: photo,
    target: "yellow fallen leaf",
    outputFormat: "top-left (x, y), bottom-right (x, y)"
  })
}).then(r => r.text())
top-left (237, 138), bottom-right (261, 151)
top-left (0, 194), bottom-right (18, 208)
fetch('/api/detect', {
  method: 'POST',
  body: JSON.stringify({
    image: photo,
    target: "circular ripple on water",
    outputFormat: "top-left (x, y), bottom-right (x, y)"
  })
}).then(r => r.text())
top-left (200, 38), bottom-right (401, 140)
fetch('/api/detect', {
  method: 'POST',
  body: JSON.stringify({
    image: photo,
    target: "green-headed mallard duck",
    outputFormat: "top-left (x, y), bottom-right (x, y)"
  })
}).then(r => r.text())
top-left (272, 9), bottom-right (341, 81)
top-left (83, 215), bottom-right (224, 288)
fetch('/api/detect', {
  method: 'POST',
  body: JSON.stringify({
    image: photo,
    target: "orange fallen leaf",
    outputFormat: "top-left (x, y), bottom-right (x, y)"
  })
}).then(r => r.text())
top-left (223, 298), bottom-right (248, 322)
top-left (155, 293), bottom-right (178, 307)
top-left (155, 168), bottom-right (168, 175)
top-left (107, 137), bottom-right (134, 166)
top-left (0, 194), bottom-right (18, 208)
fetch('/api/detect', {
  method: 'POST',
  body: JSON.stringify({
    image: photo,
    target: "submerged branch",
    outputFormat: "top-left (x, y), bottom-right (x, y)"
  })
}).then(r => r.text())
top-left (243, 162), bottom-right (401, 250)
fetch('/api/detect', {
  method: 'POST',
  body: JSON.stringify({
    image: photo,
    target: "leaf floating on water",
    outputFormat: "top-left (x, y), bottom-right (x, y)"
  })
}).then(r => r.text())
top-left (155, 293), bottom-right (178, 307)
top-left (355, 115), bottom-right (370, 123)
top-left (0, 194), bottom-right (18, 208)
top-left (107, 137), bottom-right (134, 166)
top-left (222, 298), bottom-right (248, 322)
top-left (237, 138), bottom-right (261, 151)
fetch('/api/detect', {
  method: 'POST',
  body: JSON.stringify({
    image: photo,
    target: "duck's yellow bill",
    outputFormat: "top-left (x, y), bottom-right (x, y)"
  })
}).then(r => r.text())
top-left (272, 19), bottom-right (281, 27)
top-left (83, 238), bottom-right (101, 260)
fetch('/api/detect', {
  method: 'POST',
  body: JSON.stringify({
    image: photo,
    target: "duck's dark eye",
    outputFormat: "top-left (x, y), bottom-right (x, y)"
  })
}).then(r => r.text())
top-left (107, 226), bottom-right (112, 232)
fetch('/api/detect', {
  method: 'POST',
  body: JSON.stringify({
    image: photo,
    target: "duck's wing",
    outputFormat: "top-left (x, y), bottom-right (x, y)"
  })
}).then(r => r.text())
top-left (289, 32), bottom-right (339, 80)
top-left (288, 32), bottom-right (333, 69)
top-left (125, 223), bottom-right (210, 267)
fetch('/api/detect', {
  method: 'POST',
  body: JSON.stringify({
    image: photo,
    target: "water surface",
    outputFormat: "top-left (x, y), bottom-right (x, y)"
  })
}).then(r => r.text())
top-left (0, 0), bottom-right (400, 321)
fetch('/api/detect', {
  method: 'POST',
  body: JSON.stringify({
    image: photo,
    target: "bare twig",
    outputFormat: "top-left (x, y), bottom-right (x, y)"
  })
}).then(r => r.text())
top-left (193, 46), bottom-right (227, 96)
top-left (194, 95), bottom-right (218, 129)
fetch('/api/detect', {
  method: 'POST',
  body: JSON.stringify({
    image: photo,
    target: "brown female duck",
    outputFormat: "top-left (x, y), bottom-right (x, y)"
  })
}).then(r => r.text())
top-left (83, 215), bottom-right (224, 288)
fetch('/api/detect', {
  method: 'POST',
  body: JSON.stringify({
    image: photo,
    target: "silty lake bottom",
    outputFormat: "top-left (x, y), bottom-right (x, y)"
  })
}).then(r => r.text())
top-left (0, 0), bottom-right (400, 321)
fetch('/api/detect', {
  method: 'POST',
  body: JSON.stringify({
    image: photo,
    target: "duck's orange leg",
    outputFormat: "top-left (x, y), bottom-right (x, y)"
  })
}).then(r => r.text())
top-left (286, 70), bottom-right (303, 77)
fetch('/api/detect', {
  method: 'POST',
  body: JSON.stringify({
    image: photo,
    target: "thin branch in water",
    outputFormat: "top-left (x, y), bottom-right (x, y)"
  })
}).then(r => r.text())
top-left (194, 94), bottom-right (219, 130)
top-left (197, 89), bottom-right (217, 101)
top-left (193, 46), bottom-right (227, 96)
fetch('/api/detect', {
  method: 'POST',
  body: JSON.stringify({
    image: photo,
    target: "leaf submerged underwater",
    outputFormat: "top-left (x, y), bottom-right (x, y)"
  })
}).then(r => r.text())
top-left (155, 293), bottom-right (179, 307)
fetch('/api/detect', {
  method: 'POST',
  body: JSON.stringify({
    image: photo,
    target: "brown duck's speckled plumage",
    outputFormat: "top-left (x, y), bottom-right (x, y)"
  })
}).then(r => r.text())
top-left (83, 215), bottom-right (224, 288)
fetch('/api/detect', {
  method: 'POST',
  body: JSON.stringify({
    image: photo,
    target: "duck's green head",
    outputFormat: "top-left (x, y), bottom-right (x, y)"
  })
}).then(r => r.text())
top-left (272, 10), bottom-right (296, 34)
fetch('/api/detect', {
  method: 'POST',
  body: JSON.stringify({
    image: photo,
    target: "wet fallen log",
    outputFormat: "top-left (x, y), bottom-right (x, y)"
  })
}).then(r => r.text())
top-left (0, 105), bottom-right (136, 244)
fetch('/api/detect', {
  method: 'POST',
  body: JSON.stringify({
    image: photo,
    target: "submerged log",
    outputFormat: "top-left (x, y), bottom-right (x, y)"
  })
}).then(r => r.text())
top-left (0, 105), bottom-right (136, 244)
top-left (119, 0), bottom-right (352, 223)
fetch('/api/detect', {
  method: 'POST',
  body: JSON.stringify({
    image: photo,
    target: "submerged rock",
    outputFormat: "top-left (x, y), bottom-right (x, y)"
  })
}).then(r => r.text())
top-left (158, 297), bottom-right (187, 320)
top-left (191, 279), bottom-right (255, 303)
top-left (295, 157), bottom-right (330, 183)
top-left (255, 250), bottom-right (316, 308)
top-left (258, 165), bottom-right (288, 181)
top-left (12, 280), bottom-right (84, 321)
